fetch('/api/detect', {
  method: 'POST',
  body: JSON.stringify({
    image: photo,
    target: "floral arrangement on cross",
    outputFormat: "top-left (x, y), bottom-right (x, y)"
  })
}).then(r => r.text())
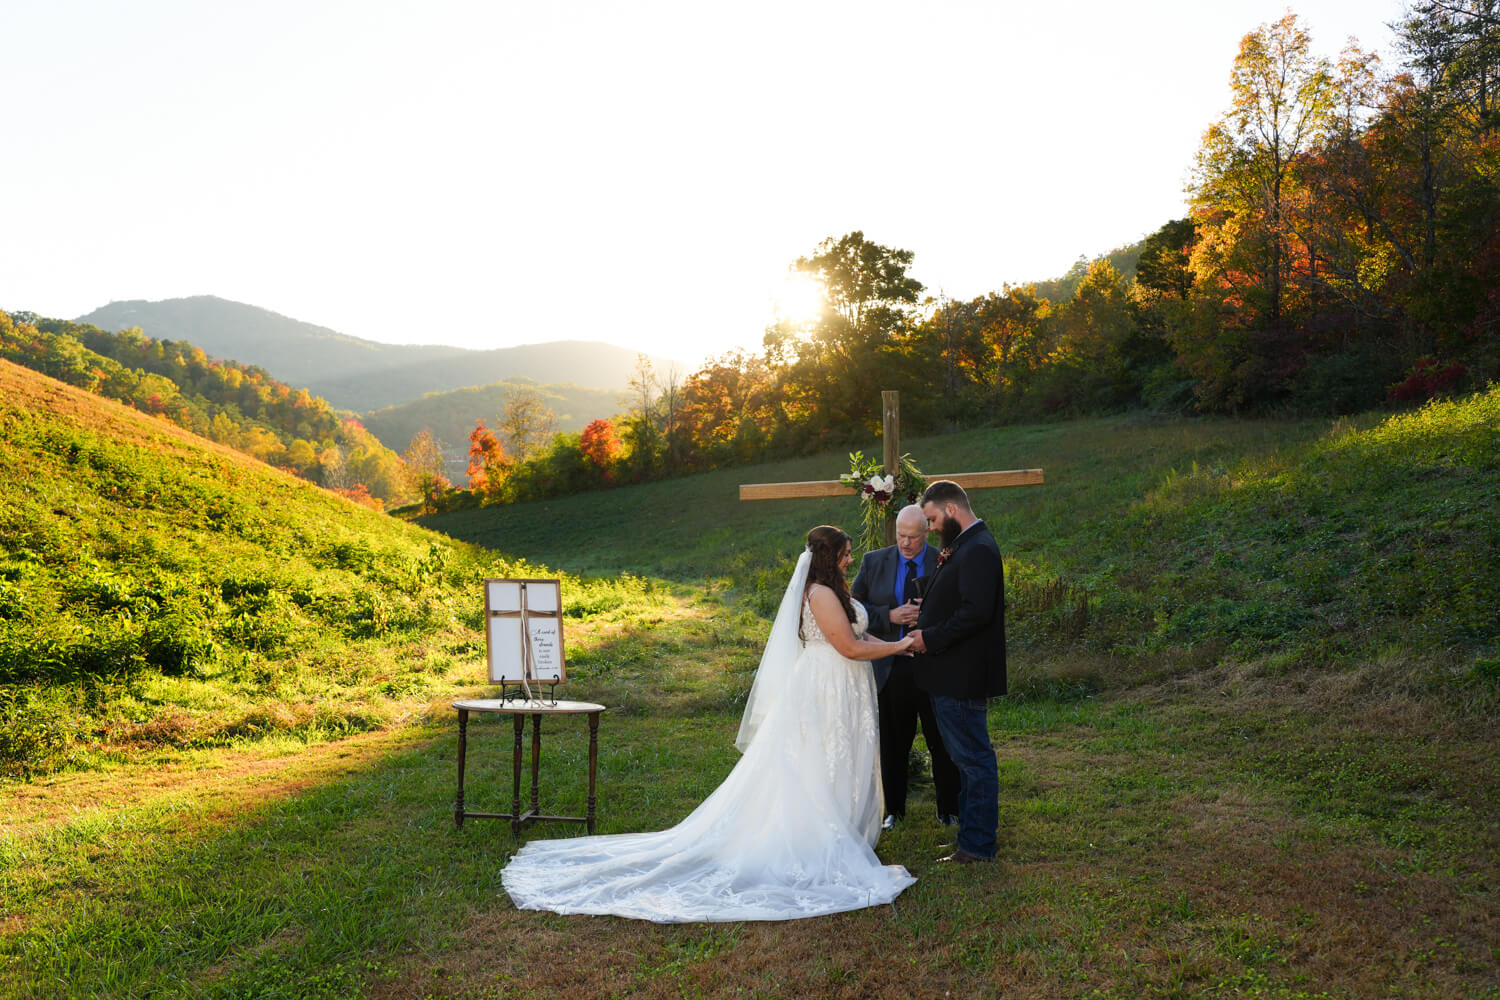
top-left (838, 450), bottom-right (927, 555)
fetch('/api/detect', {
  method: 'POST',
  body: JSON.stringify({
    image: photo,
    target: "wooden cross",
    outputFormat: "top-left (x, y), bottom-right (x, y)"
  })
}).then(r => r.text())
top-left (739, 390), bottom-right (1043, 543)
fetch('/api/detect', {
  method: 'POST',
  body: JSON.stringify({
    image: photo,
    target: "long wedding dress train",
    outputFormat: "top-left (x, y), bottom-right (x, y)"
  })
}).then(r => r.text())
top-left (501, 554), bottom-right (915, 922)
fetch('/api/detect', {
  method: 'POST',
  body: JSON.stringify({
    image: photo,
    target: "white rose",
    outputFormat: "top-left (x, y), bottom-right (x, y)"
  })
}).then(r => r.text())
top-left (880, 475), bottom-right (895, 493)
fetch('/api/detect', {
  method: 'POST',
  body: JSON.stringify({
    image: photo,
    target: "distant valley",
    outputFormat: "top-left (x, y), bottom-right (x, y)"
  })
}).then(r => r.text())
top-left (362, 378), bottom-right (626, 474)
top-left (78, 296), bottom-right (683, 414)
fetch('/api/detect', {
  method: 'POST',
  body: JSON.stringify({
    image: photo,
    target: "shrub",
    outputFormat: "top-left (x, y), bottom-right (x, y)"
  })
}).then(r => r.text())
top-left (0, 686), bottom-right (80, 778)
top-left (1290, 344), bottom-right (1406, 415)
top-left (1387, 356), bottom-right (1467, 404)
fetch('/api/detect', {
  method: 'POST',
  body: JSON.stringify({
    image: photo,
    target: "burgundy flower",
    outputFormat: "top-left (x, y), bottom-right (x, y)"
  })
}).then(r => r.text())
top-left (937, 546), bottom-right (953, 567)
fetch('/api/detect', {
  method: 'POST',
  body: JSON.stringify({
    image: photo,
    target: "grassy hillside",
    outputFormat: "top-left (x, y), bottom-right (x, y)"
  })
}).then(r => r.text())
top-left (0, 359), bottom-right (664, 778)
top-left (4, 364), bottom-right (1496, 998)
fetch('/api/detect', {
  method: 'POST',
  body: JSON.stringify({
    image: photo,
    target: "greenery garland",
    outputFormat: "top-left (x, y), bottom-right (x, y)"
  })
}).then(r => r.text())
top-left (838, 450), bottom-right (927, 554)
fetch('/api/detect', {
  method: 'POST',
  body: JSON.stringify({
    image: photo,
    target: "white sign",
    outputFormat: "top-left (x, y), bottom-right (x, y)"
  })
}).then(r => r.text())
top-left (484, 578), bottom-right (566, 685)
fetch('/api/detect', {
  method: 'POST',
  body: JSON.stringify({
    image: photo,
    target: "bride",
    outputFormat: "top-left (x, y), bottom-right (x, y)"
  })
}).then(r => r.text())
top-left (501, 525), bottom-right (917, 922)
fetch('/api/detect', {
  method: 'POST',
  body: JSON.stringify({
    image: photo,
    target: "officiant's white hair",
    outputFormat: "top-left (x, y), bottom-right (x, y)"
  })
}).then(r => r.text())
top-left (896, 504), bottom-right (926, 528)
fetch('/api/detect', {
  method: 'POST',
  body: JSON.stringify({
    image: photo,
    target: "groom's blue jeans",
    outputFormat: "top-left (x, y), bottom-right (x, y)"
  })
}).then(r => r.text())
top-left (930, 695), bottom-right (999, 859)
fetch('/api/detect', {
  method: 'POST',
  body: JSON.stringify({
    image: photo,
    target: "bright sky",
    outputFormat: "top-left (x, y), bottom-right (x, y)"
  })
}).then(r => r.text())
top-left (4, 0), bottom-right (1400, 370)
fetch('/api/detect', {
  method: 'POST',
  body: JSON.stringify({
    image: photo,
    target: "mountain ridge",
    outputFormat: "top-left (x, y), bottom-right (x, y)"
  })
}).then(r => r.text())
top-left (77, 295), bottom-right (683, 412)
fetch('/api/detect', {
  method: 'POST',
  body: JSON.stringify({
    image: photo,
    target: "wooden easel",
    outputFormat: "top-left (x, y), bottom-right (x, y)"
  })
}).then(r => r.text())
top-left (454, 578), bottom-right (606, 835)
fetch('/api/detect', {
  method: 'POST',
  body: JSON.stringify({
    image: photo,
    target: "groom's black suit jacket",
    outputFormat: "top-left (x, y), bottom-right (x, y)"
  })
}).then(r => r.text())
top-left (851, 542), bottom-right (939, 691)
top-left (913, 520), bottom-right (1007, 700)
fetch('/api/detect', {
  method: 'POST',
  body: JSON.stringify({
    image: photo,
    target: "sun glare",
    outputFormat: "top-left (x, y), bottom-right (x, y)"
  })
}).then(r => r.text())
top-left (772, 272), bottom-right (827, 327)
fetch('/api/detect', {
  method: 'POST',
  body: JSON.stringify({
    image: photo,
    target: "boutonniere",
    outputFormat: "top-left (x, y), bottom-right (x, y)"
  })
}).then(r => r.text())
top-left (937, 547), bottom-right (953, 567)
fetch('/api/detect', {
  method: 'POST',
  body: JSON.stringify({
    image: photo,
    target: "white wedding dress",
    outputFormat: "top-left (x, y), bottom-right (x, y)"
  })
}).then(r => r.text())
top-left (501, 552), bottom-right (916, 922)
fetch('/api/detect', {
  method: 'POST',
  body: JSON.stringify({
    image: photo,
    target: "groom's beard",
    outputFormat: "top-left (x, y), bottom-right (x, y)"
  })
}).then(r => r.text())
top-left (938, 514), bottom-right (962, 549)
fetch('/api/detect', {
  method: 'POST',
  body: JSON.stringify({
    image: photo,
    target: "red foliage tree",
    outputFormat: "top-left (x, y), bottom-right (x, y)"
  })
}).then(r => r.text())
top-left (579, 418), bottom-right (622, 472)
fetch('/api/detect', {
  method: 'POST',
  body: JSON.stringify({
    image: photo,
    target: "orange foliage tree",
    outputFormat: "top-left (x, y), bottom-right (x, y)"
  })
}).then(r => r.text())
top-left (333, 483), bottom-right (385, 511)
top-left (467, 420), bottom-right (513, 502)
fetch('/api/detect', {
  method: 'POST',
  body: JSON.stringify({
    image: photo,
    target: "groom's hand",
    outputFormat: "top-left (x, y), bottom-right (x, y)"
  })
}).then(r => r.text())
top-left (907, 629), bottom-right (926, 653)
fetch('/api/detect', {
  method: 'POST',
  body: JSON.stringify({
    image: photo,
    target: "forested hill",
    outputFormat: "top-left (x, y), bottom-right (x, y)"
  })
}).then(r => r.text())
top-left (77, 296), bottom-right (681, 411)
top-left (0, 311), bottom-right (406, 504)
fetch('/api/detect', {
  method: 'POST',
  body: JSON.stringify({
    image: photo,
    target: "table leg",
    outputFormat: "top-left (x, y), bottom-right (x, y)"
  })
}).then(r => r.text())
top-left (587, 711), bottom-right (600, 833)
top-left (511, 711), bottom-right (525, 836)
top-left (455, 708), bottom-right (469, 828)
top-left (529, 714), bottom-right (542, 815)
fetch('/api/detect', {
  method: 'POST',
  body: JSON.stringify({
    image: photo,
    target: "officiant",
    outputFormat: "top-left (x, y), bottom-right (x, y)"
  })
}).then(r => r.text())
top-left (852, 504), bottom-right (961, 829)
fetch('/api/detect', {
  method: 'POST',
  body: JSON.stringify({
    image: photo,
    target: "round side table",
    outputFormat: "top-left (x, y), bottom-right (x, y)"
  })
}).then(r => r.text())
top-left (452, 698), bottom-right (607, 835)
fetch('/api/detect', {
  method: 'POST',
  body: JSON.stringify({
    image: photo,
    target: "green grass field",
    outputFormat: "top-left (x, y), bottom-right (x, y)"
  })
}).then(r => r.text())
top-left (2, 360), bottom-right (1496, 998)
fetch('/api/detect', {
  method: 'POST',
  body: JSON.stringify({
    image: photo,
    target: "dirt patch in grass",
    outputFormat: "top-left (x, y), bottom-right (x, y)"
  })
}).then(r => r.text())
top-left (1159, 788), bottom-right (1499, 997)
top-left (1, 726), bottom-right (434, 838)
top-left (193, 926), bottom-right (307, 988)
top-left (371, 906), bottom-right (966, 1000)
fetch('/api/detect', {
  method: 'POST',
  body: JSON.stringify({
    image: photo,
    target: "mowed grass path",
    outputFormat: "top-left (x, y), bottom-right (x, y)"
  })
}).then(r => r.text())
top-left (5, 392), bottom-right (1498, 998)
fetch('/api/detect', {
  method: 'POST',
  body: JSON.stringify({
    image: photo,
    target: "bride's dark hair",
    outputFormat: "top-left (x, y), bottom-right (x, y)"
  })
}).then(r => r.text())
top-left (804, 525), bottom-right (856, 637)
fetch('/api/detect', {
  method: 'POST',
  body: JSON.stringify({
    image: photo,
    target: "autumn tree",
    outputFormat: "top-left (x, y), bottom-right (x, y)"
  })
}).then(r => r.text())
top-left (1136, 219), bottom-right (1198, 301)
top-left (578, 418), bottom-right (622, 476)
top-left (774, 231), bottom-right (926, 433)
top-left (402, 430), bottom-right (450, 514)
top-left (1181, 13), bottom-right (1339, 406)
top-left (1289, 43), bottom-right (1392, 329)
top-left (1193, 13), bottom-right (1336, 331)
top-left (499, 386), bottom-right (556, 462)
top-left (1405, 0), bottom-right (1500, 138)
top-left (333, 483), bottom-right (385, 511)
top-left (1285, 2), bottom-right (1500, 390)
top-left (622, 354), bottom-right (662, 476)
top-left (319, 446), bottom-right (352, 491)
top-left (1370, 2), bottom-right (1500, 352)
top-left (467, 420), bottom-right (512, 503)
top-left (678, 350), bottom-right (776, 464)
top-left (907, 287), bottom-right (1051, 424)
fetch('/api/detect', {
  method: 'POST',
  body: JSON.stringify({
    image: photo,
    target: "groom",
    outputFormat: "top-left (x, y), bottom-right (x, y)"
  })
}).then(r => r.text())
top-left (851, 504), bottom-right (961, 830)
top-left (907, 480), bottom-right (1006, 865)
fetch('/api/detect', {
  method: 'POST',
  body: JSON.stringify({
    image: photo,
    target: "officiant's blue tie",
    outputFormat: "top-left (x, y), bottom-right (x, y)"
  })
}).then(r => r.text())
top-left (896, 557), bottom-right (919, 637)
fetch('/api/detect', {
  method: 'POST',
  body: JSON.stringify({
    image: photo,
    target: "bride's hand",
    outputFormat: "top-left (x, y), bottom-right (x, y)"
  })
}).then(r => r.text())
top-left (894, 635), bottom-right (916, 656)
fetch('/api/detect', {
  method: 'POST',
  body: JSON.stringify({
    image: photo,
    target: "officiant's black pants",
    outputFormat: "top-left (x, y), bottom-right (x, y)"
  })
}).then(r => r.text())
top-left (878, 662), bottom-right (961, 819)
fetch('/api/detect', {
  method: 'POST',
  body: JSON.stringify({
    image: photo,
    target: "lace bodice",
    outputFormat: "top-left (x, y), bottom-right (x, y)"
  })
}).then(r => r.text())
top-left (802, 594), bottom-right (868, 644)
